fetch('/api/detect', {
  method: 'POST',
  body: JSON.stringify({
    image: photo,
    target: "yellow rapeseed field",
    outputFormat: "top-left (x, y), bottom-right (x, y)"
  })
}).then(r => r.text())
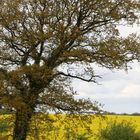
top-left (0, 114), bottom-right (140, 140)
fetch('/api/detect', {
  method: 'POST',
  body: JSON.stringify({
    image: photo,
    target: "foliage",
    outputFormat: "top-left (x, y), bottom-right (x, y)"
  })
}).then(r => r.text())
top-left (131, 113), bottom-right (140, 116)
top-left (0, 120), bottom-right (9, 133)
top-left (0, 0), bottom-right (140, 139)
top-left (97, 120), bottom-right (140, 140)
top-left (27, 113), bottom-right (95, 140)
top-left (0, 114), bottom-right (140, 139)
top-left (0, 115), bottom-right (13, 140)
top-left (77, 134), bottom-right (89, 140)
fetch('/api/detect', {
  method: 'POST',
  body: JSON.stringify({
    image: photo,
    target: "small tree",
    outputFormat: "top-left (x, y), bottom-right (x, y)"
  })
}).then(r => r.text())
top-left (0, 0), bottom-right (140, 139)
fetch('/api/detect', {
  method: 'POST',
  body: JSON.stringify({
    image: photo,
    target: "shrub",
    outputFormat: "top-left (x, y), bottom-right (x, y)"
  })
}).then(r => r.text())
top-left (97, 120), bottom-right (140, 140)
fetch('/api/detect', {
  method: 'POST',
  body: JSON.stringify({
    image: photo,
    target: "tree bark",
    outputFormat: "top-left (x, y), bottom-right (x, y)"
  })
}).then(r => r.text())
top-left (13, 104), bottom-right (34, 140)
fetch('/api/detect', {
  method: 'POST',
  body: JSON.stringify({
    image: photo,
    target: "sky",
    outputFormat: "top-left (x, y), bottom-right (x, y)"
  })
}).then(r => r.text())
top-left (72, 24), bottom-right (140, 114)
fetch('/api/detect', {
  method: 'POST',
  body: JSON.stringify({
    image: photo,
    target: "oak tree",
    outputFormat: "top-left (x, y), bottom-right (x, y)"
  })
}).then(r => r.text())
top-left (0, 0), bottom-right (140, 139)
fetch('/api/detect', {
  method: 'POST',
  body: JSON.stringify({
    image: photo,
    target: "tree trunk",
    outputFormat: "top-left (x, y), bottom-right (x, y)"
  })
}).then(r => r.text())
top-left (13, 105), bottom-right (34, 140)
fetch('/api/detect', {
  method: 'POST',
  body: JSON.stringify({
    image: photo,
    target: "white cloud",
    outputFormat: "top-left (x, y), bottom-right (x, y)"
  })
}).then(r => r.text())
top-left (72, 61), bottom-right (140, 113)
top-left (120, 84), bottom-right (140, 98)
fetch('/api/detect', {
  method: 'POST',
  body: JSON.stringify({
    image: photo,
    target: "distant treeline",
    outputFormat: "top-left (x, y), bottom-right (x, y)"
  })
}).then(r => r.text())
top-left (0, 107), bottom-right (140, 116)
top-left (103, 111), bottom-right (140, 116)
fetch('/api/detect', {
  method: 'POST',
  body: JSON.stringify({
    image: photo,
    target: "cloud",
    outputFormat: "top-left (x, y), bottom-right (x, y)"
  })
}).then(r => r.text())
top-left (98, 98), bottom-right (140, 114)
top-left (120, 84), bottom-right (140, 98)
top-left (72, 61), bottom-right (140, 113)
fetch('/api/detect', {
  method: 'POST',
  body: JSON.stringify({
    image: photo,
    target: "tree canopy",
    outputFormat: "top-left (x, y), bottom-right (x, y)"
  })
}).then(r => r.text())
top-left (0, 0), bottom-right (140, 139)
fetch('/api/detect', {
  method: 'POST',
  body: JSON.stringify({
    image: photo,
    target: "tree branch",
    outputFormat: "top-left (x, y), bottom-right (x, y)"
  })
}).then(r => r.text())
top-left (54, 72), bottom-right (101, 83)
